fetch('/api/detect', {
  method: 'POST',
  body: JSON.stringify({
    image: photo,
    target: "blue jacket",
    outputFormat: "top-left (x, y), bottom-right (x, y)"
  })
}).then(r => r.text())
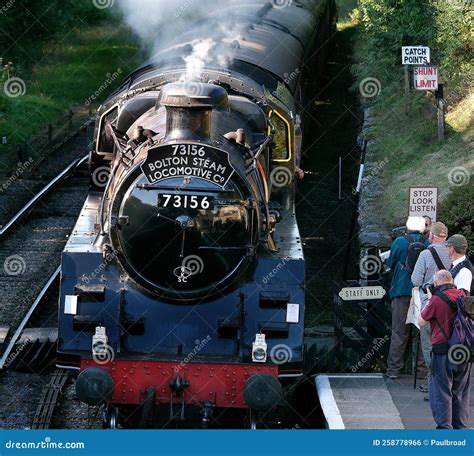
top-left (387, 233), bottom-right (430, 298)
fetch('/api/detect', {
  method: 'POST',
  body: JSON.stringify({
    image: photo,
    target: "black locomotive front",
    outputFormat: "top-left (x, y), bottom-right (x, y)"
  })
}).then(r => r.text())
top-left (106, 83), bottom-right (261, 299)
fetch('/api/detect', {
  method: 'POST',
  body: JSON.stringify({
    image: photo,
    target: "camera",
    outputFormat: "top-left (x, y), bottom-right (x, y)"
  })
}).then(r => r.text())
top-left (422, 282), bottom-right (456, 295)
top-left (421, 283), bottom-right (436, 294)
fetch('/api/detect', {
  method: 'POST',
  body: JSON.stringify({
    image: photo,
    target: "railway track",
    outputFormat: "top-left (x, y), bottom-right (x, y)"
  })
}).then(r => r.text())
top-left (0, 155), bottom-right (88, 362)
top-left (0, 156), bottom-right (87, 237)
top-left (0, 155), bottom-right (91, 429)
top-left (31, 369), bottom-right (69, 429)
top-left (0, 266), bottom-right (60, 370)
top-left (0, 119), bottom-right (92, 223)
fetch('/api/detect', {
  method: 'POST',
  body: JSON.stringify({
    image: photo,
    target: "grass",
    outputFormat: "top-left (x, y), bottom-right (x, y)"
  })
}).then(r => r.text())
top-left (346, 1), bottom-right (473, 237)
top-left (0, 22), bottom-right (142, 158)
top-left (367, 89), bottom-right (473, 227)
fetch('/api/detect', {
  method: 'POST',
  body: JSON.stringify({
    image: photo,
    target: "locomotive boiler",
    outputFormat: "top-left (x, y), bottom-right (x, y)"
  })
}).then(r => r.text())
top-left (57, 0), bottom-right (336, 428)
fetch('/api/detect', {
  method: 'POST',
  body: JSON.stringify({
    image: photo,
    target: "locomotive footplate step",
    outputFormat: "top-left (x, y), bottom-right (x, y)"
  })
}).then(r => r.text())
top-left (315, 374), bottom-right (403, 429)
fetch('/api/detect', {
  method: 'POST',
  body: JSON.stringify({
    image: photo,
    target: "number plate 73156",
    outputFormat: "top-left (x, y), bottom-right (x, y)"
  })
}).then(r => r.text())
top-left (157, 194), bottom-right (214, 210)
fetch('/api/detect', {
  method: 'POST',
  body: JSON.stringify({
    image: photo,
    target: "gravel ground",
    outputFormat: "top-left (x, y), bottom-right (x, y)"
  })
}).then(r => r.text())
top-left (52, 381), bottom-right (103, 429)
top-left (0, 181), bottom-right (88, 339)
top-left (0, 370), bottom-right (51, 429)
top-left (0, 118), bottom-right (93, 430)
top-left (0, 179), bottom-right (89, 429)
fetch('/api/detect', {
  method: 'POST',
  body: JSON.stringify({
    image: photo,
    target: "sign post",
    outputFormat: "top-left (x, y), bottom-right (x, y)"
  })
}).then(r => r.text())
top-left (402, 46), bottom-right (445, 141)
top-left (436, 83), bottom-right (445, 142)
top-left (404, 65), bottom-right (410, 95)
top-left (401, 46), bottom-right (431, 95)
top-left (408, 186), bottom-right (438, 222)
top-left (413, 66), bottom-right (438, 91)
top-left (401, 46), bottom-right (431, 65)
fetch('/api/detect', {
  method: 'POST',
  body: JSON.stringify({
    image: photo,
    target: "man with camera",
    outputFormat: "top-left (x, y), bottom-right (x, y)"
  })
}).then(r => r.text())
top-left (418, 270), bottom-right (471, 429)
top-left (411, 222), bottom-right (451, 389)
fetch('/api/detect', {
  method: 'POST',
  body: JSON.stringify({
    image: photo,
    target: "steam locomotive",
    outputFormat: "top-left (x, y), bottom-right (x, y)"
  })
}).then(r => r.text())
top-left (57, 0), bottom-right (336, 428)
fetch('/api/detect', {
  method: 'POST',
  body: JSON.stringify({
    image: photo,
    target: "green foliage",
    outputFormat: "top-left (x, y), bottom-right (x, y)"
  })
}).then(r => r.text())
top-left (433, 2), bottom-right (474, 99)
top-left (351, 0), bottom-right (473, 237)
top-left (0, 3), bottom-right (141, 153)
top-left (353, 0), bottom-right (473, 102)
top-left (1, 1), bottom-right (106, 54)
top-left (354, 0), bottom-right (436, 91)
top-left (439, 183), bottom-right (474, 258)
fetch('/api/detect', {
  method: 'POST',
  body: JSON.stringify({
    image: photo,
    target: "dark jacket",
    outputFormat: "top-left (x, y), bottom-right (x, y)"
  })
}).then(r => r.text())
top-left (387, 232), bottom-right (430, 298)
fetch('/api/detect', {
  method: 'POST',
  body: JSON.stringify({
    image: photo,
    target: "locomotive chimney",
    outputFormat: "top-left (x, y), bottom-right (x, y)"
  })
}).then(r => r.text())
top-left (157, 82), bottom-right (229, 140)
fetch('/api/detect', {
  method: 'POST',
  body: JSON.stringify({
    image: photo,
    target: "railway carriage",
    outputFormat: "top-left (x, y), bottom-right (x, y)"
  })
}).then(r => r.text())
top-left (57, 0), bottom-right (336, 428)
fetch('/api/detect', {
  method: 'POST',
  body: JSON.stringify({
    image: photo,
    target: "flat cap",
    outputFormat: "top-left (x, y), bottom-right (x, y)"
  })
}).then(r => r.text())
top-left (446, 234), bottom-right (468, 252)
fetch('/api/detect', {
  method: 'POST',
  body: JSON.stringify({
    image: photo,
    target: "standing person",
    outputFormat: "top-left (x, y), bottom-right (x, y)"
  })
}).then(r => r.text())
top-left (411, 222), bottom-right (450, 382)
top-left (447, 234), bottom-right (473, 295)
top-left (423, 215), bottom-right (433, 236)
top-left (418, 270), bottom-right (470, 429)
top-left (385, 216), bottom-right (429, 379)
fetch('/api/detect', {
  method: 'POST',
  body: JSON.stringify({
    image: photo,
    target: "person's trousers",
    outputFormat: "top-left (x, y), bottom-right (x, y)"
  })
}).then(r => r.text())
top-left (420, 323), bottom-right (432, 370)
top-left (429, 353), bottom-right (471, 429)
top-left (387, 296), bottom-right (411, 375)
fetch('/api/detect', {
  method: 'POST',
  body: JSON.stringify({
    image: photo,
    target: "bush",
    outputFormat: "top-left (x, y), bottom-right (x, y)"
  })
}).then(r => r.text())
top-left (434, 1), bottom-right (474, 100)
top-left (1, 1), bottom-right (107, 68)
top-left (354, 0), bottom-right (473, 103)
top-left (439, 183), bottom-right (474, 260)
top-left (352, 0), bottom-right (473, 241)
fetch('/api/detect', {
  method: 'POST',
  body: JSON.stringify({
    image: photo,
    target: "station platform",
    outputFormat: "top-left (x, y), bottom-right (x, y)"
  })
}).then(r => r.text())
top-left (315, 373), bottom-right (474, 429)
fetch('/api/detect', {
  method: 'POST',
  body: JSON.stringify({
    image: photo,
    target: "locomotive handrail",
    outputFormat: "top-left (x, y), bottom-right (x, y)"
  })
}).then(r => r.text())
top-left (0, 155), bottom-right (87, 238)
top-left (251, 125), bottom-right (274, 163)
top-left (98, 125), bottom-right (131, 235)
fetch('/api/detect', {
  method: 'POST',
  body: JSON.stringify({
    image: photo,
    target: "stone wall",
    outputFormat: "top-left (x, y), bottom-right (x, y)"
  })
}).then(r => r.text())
top-left (357, 106), bottom-right (392, 248)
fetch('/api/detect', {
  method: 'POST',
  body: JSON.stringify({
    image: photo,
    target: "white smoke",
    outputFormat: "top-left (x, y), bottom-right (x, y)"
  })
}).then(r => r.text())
top-left (114, 0), bottom-right (263, 81)
top-left (181, 38), bottom-right (215, 81)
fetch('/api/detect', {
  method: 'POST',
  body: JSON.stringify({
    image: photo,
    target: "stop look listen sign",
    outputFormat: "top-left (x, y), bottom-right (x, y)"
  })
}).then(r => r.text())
top-left (408, 186), bottom-right (438, 222)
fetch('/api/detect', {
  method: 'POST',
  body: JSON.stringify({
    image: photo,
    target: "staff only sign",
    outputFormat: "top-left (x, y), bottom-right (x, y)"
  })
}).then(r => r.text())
top-left (408, 187), bottom-right (438, 221)
top-left (401, 46), bottom-right (430, 65)
top-left (414, 66), bottom-right (438, 90)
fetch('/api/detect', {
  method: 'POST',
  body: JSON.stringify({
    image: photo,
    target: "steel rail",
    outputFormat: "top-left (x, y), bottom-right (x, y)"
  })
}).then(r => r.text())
top-left (0, 266), bottom-right (61, 370)
top-left (31, 368), bottom-right (69, 429)
top-left (0, 155), bottom-right (88, 237)
top-left (27, 118), bottom-right (93, 174)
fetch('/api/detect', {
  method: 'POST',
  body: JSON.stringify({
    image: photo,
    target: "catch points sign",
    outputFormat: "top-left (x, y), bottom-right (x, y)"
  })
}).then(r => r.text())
top-left (339, 286), bottom-right (386, 301)
top-left (414, 66), bottom-right (438, 90)
top-left (408, 187), bottom-right (438, 221)
top-left (402, 46), bottom-right (430, 65)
